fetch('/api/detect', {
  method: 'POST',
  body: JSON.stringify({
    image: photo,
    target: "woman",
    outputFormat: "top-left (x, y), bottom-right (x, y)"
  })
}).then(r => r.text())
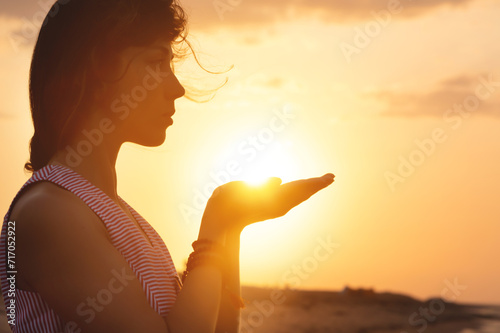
top-left (0, 0), bottom-right (335, 332)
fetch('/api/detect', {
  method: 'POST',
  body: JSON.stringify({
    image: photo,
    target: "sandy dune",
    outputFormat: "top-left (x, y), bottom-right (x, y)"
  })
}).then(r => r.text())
top-left (239, 286), bottom-right (500, 333)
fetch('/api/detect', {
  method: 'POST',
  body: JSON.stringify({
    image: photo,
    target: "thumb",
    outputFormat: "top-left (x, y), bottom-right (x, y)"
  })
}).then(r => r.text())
top-left (267, 177), bottom-right (282, 187)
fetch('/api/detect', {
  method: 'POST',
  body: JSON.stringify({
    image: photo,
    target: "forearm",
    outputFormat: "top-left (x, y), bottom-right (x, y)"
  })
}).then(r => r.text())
top-left (215, 227), bottom-right (243, 333)
top-left (164, 226), bottom-right (226, 333)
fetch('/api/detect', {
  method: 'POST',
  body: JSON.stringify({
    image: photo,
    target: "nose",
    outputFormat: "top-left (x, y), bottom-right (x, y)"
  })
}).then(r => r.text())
top-left (167, 73), bottom-right (185, 100)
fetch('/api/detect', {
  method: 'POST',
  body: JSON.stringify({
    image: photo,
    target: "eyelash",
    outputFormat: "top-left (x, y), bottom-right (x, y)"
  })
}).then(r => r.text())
top-left (156, 57), bottom-right (174, 69)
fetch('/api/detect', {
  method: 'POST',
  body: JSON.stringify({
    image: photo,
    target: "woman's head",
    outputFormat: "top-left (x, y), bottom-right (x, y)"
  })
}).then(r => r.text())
top-left (26, 0), bottom-right (188, 172)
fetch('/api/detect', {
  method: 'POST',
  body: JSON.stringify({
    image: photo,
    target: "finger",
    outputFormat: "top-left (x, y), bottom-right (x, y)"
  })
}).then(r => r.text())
top-left (308, 173), bottom-right (336, 193)
top-left (283, 173), bottom-right (335, 195)
top-left (244, 174), bottom-right (334, 222)
top-left (321, 173), bottom-right (335, 186)
top-left (276, 173), bottom-right (335, 207)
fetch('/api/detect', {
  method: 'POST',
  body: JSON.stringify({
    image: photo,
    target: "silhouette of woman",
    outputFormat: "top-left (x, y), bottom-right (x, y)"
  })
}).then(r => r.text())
top-left (0, 0), bottom-right (335, 332)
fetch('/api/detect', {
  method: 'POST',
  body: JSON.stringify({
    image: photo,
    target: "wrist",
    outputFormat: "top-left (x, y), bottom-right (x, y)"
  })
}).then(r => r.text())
top-left (198, 218), bottom-right (226, 246)
top-left (225, 225), bottom-right (244, 238)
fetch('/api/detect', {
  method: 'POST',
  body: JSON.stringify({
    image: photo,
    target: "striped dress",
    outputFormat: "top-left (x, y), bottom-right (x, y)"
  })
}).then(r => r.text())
top-left (0, 164), bottom-right (182, 332)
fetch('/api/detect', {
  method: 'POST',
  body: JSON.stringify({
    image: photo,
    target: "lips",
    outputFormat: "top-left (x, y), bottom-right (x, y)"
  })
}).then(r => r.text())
top-left (162, 110), bottom-right (175, 118)
top-left (162, 111), bottom-right (175, 126)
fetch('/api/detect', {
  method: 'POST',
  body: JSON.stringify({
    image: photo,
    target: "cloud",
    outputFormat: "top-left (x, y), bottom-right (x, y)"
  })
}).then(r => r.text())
top-left (231, 73), bottom-right (300, 96)
top-left (1, 0), bottom-right (478, 30)
top-left (0, 1), bottom-right (42, 18)
top-left (372, 74), bottom-right (500, 118)
top-left (189, 0), bottom-right (477, 29)
top-left (250, 76), bottom-right (286, 89)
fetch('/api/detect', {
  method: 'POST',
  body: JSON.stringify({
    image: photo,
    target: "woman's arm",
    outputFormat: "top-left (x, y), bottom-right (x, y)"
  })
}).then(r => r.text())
top-left (166, 223), bottom-right (226, 332)
top-left (197, 174), bottom-right (336, 333)
top-left (215, 227), bottom-right (243, 333)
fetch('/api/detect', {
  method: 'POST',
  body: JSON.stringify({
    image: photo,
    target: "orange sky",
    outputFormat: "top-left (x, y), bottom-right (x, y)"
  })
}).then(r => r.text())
top-left (1, 0), bottom-right (499, 304)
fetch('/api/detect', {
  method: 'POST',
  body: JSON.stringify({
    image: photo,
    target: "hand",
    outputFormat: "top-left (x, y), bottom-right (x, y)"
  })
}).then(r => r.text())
top-left (201, 173), bottom-right (335, 231)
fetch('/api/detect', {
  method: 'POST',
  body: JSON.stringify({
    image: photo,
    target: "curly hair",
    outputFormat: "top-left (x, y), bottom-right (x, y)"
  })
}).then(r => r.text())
top-left (25, 0), bottom-right (189, 172)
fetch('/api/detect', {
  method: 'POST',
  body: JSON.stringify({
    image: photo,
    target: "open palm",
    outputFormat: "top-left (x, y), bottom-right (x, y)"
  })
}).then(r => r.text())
top-left (201, 173), bottom-right (335, 229)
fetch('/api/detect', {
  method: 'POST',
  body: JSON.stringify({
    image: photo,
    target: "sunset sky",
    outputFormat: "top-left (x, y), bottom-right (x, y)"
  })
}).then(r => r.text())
top-left (1, 0), bottom-right (499, 305)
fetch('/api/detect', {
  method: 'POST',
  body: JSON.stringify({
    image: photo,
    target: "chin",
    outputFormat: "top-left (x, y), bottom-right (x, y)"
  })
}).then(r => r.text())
top-left (132, 132), bottom-right (167, 147)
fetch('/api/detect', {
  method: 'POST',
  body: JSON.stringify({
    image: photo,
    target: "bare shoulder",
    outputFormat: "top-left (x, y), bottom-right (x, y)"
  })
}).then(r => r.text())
top-left (9, 181), bottom-right (110, 291)
top-left (9, 180), bottom-right (108, 236)
top-left (12, 181), bottom-right (85, 219)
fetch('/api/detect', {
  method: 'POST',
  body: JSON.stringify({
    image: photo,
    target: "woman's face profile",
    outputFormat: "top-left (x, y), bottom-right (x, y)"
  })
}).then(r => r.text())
top-left (101, 39), bottom-right (186, 147)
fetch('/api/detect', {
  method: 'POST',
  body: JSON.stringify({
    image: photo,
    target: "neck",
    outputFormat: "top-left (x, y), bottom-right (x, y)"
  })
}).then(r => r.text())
top-left (49, 136), bottom-right (122, 202)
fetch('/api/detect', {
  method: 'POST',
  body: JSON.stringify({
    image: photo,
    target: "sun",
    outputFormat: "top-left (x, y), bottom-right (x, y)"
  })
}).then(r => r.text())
top-left (243, 174), bottom-right (275, 187)
top-left (238, 142), bottom-right (300, 186)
